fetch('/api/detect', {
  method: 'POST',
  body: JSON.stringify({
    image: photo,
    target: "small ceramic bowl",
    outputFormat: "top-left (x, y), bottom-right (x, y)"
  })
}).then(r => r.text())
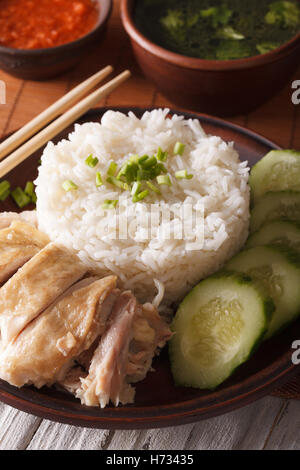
top-left (121, 0), bottom-right (300, 117)
top-left (0, 0), bottom-right (113, 80)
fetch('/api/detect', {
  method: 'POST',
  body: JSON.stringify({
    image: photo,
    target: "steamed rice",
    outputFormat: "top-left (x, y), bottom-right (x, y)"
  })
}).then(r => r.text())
top-left (35, 109), bottom-right (250, 309)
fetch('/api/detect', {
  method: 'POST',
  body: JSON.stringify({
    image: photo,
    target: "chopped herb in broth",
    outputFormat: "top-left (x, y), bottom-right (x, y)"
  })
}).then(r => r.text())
top-left (134, 0), bottom-right (300, 60)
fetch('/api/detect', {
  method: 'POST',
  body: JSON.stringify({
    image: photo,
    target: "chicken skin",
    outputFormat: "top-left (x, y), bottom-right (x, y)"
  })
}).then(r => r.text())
top-left (0, 242), bottom-right (87, 345)
top-left (0, 276), bottom-right (117, 388)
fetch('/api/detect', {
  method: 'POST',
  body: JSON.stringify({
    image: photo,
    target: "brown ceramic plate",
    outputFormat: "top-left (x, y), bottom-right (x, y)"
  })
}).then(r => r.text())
top-left (0, 107), bottom-right (299, 429)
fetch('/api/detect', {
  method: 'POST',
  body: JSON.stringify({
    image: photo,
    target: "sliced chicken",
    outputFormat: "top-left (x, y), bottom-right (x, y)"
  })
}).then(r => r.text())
top-left (0, 242), bottom-right (87, 345)
top-left (126, 303), bottom-right (172, 384)
top-left (0, 276), bottom-right (117, 388)
top-left (77, 291), bottom-right (137, 408)
top-left (0, 210), bottom-right (37, 229)
top-left (0, 220), bottom-right (49, 285)
top-left (75, 294), bottom-right (172, 408)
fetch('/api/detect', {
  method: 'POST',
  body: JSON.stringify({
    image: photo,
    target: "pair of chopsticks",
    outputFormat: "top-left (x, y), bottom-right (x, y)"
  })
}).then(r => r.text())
top-left (0, 66), bottom-right (131, 178)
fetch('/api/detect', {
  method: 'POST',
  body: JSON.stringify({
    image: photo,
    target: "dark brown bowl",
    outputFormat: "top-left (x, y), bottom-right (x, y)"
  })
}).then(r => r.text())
top-left (0, 0), bottom-right (112, 80)
top-left (121, 0), bottom-right (300, 117)
top-left (0, 106), bottom-right (299, 429)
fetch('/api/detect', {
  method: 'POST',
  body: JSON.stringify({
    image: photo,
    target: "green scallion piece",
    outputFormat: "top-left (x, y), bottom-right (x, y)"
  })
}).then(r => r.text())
top-left (102, 199), bottom-right (118, 210)
top-left (0, 189), bottom-right (10, 202)
top-left (85, 154), bottom-right (99, 168)
top-left (107, 162), bottom-right (118, 176)
top-left (24, 181), bottom-right (34, 197)
top-left (156, 163), bottom-right (168, 174)
top-left (130, 154), bottom-right (139, 164)
top-left (62, 180), bottom-right (78, 192)
top-left (138, 155), bottom-right (149, 164)
top-left (131, 181), bottom-right (141, 196)
top-left (31, 192), bottom-right (37, 204)
top-left (106, 176), bottom-right (129, 191)
top-left (132, 190), bottom-right (149, 203)
top-left (140, 155), bottom-right (157, 169)
top-left (11, 187), bottom-right (31, 208)
top-left (156, 175), bottom-right (172, 186)
top-left (146, 181), bottom-right (161, 194)
top-left (175, 170), bottom-right (193, 180)
top-left (0, 180), bottom-right (10, 199)
top-left (173, 142), bottom-right (185, 155)
top-left (157, 147), bottom-right (168, 162)
top-left (96, 172), bottom-right (103, 187)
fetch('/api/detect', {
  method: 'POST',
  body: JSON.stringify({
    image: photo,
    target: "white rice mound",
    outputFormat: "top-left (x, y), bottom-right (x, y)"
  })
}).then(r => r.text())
top-left (35, 109), bottom-right (250, 310)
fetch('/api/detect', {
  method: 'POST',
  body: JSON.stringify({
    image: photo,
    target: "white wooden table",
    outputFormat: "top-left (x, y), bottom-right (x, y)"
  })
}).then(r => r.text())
top-left (0, 396), bottom-right (299, 450)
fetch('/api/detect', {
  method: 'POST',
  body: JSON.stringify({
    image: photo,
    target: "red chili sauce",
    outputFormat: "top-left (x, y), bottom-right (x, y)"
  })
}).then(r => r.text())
top-left (0, 0), bottom-right (100, 49)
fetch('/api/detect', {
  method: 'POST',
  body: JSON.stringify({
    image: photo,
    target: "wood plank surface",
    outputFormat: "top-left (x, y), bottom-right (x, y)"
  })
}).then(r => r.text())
top-left (0, 0), bottom-right (299, 450)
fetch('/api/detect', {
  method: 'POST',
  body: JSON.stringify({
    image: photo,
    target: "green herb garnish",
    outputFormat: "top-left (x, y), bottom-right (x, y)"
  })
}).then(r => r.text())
top-left (85, 154), bottom-right (99, 168)
top-left (157, 175), bottom-right (172, 186)
top-left (24, 181), bottom-right (34, 197)
top-left (175, 170), bottom-right (194, 180)
top-left (217, 26), bottom-right (245, 40)
top-left (96, 172), bottom-right (103, 187)
top-left (11, 187), bottom-right (31, 208)
top-left (107, 162), bottom-right (118, 176)
top-left (0, 180), bottom-right (10, 201)
top-left (106, 175), bottom-right (129, 191)
top-left (132, 190), bottom-right (149, 203)
top-left (256, 42), bottom-right (279, 54)
top-left (131, 181), bottom-right (142, 196)
top-left (102, 199), bottom-right (118, 210)
top-left (174, 142), bottom-right (185, 155)
top-left (146, 181), bottom-right (161, 194)
top-left (62, 180), bottom-right (78, 192)
top-left (157, 147), bottom-right (168, 162)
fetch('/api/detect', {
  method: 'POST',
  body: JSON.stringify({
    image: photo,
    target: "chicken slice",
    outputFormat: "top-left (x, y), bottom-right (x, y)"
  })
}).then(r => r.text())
top-left (0, 242), bottom-right (87, 345)
top-left (0, 276), bottom-right (117, 388)
top-left (0, 220), bottom-right (49, 285)
top-left (126, 303), bottom-right (172, 383)
top-left (0, 211), bottom-right (37, 229)
top-left (77, 291), bottom-right (137, 408)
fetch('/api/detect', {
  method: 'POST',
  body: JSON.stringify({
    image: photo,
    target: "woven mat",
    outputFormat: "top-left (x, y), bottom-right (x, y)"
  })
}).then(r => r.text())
top-left (271, 375), bottom-right (300, 399)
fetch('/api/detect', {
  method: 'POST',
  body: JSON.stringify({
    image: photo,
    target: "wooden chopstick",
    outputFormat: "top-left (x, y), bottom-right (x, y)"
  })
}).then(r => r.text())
top-left (0, 65), bottom-right (113, 161)
top-left (0, 69), bottom-right (131, 178)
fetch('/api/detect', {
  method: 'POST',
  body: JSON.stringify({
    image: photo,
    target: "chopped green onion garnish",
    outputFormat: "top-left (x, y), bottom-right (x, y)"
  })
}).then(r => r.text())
top-left (175, 170), bottom-right (193, 180)
top-left (62, 180), bottom-right (78, 192)
top-left (85, 154), bottom-right (99, 168)
top-left (106, 176), bottom-right (129, 191)
top-left (131, 181), bottom-right (141, 196)
top-left (107, 162), bottom-right (118, 176)
top-left (0, 189), bottom-right (10, 202)
top-left (11, 187), bottom-right (31, 208)
top-left (24, 181), bottom-right (34, 197)
top-left (96, 172), bottom-right (103, 187)
top-left (157, 175), bottom-right (172, 186)
top-left (157, 147), bottom-right (168, 162)
top-left (140, 156), bottom-right (157, 169)
top-left (146, 181), bottom-right (161, 194)
top-left (0, 180), bottom-right (10, 199)
top-left (130, 154), bottom-right (139, 164)
top-left (132, 190), bottom-right (149, 203)
top-left (102, 199), bottom-right (118, 210)
top-left (173, 142), bottom-right (185, 155)
top-left (157, 163), bottom-right (168, 174)
top-left (31, 192), bottom-right (37, 204)
top-left (138, 155), bottom-right (149, 164)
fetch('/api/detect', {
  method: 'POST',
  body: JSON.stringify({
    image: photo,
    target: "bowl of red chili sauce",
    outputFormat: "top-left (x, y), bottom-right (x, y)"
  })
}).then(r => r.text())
top-left (0, 0), bottom-right (112, 80)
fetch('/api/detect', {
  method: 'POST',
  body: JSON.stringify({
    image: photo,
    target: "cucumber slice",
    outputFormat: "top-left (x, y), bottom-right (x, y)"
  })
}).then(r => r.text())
top-left (227, 245), bottom-right (300, 339)
top-left (247, 220), bottom-right (300, 254)
top-left (250, 191), bottom-right (300, 233)
top-left (169, 272), bottom-right (273, 390)
top-left (250, 150), bottom-right (300, 205)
